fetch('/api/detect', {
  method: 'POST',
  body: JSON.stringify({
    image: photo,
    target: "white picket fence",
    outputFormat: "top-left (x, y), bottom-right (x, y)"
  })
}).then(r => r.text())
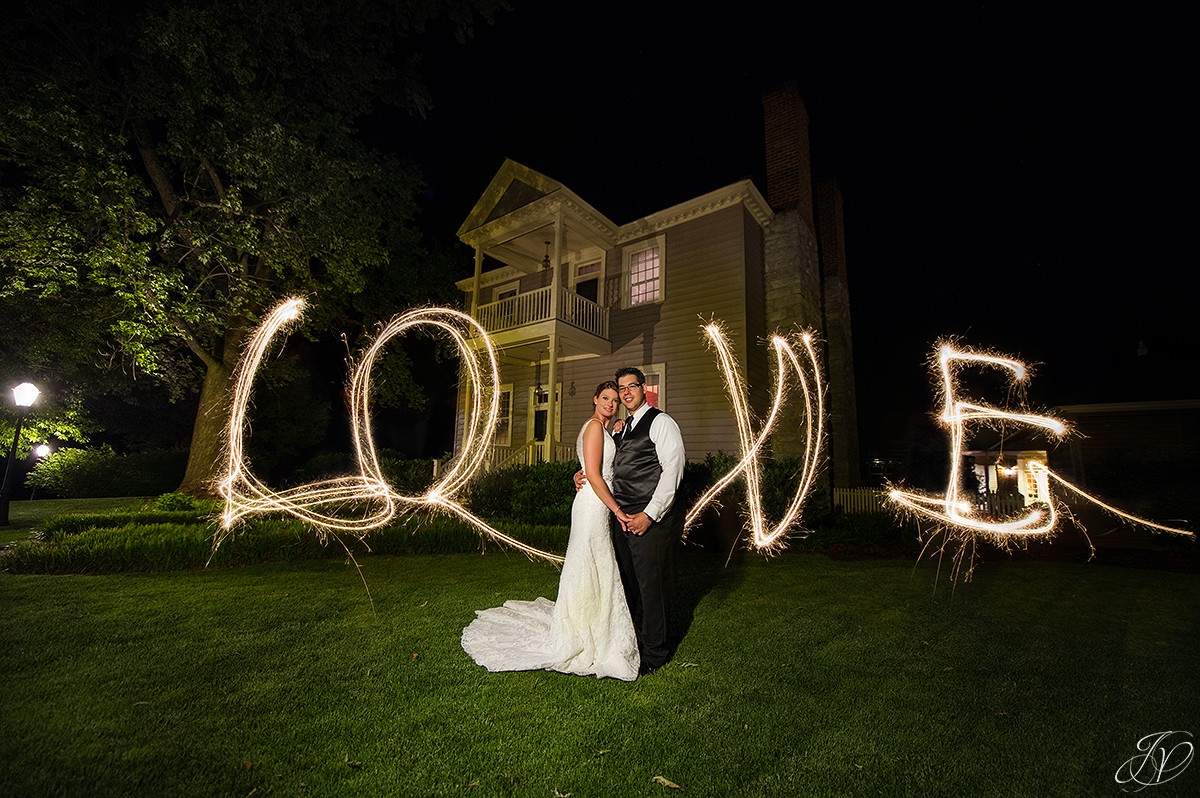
top-left (832, 487), bottom-right (1030, 516)
top-left (832, 487), bottom-right (890, 515)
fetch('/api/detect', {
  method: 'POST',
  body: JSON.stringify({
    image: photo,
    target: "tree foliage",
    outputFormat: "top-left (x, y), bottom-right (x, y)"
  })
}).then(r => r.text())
top-left (1, 0), bottom-right (499, 493)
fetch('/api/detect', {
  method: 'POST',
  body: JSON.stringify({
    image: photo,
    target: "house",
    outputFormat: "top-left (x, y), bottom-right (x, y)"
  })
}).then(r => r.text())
top-left (452, 83), bottom-right (861, 487)
top-left (962, 343), bottom-right (1198, 533)
top-left (1050, 345), bottom-right (1199, 526)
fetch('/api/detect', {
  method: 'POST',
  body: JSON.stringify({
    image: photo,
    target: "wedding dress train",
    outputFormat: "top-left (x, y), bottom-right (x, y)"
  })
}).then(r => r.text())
top-left (461, 420), bottom-right (639, 681)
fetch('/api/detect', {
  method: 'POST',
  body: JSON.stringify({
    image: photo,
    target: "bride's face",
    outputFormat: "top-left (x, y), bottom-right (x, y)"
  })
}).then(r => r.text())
top-left (594, 388), bottom-right (619, 419)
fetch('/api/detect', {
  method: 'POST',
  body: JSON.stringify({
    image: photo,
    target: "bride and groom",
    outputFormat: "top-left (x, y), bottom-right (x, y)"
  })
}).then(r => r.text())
top-left (461, 367), bottom-right (686, 680)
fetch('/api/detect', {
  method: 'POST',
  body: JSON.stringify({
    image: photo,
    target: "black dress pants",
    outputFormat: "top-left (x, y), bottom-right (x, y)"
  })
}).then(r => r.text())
top-left (612, 507), bottom-right (678, 668)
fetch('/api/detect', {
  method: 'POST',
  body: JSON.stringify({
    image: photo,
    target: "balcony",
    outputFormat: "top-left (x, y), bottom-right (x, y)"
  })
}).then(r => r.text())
top-left (475, 286), bottom-right (609, 341)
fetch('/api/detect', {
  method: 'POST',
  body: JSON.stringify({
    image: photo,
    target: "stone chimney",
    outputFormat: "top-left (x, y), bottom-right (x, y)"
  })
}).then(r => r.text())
top-left (762, 81), bottom-right (814, 229)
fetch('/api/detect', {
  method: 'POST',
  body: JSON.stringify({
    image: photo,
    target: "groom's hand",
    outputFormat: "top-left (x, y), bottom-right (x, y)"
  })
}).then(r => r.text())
top-left (615, 510), bottom-right (632, 532)
top-left (627, 512), bottom-right (652, 536)
top-left (573, 470), bottom-right (586, 491)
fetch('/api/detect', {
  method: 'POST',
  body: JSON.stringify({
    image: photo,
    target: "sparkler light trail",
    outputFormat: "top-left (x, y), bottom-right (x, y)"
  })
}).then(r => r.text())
top-left (684, 323), bottom-right (825, 551)
top-left (217, 297), bottom-right (565, 563)
top-left (888, 341), bottom-right (1193, 573)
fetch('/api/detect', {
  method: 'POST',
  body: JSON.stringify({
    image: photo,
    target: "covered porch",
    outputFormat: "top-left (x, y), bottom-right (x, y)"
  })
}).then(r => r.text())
top-left (456, 160), bottom-right (619, 467)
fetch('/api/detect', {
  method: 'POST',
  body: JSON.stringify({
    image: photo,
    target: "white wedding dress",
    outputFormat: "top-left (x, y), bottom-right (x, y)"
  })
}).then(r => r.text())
top-left (461, 420), bottom-right (639, 681)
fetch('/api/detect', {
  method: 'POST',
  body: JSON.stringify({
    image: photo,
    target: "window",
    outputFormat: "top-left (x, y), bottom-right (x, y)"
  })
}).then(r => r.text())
top-left (573, 260), bottom-right (601, 304)
top-left (493, 384), bottom-right (513, 446)
top-left (634, 363), bottom-right (665, 410)
top-left (624, 237), bottom-right (664, 307)
top-left (493, 282), bottom-right (519, 303)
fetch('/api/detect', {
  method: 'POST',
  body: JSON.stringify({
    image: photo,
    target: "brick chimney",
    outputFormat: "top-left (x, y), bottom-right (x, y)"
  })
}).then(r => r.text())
top-left (762, 81), bottom-right (814, 229)
top-left (816, 180), bottom-right (848, 287)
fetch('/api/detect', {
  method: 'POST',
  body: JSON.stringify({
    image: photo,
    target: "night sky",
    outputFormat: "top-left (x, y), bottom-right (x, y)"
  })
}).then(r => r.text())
top-left (393, 2), bottom-right (1195, 454)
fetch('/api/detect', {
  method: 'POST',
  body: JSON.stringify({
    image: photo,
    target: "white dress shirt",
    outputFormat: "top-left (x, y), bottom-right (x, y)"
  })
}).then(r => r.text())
top-left (625, 403), bottom-right (685, 522)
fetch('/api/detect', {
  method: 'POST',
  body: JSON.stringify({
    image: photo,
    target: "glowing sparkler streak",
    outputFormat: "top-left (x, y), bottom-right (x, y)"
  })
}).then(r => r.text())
top-left (888, 342), bottom-right (1193, 550)
top-left (217, 296), bottom-right (564, 563)
top-left (684, 323), bottom-right (825, 550)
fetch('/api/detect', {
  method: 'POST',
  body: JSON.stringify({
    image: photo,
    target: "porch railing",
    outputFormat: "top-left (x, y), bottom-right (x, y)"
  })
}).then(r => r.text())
top-left (488, 441), bottom-right (577, 471)
top-left (475, 286), bottom-right (608, 339)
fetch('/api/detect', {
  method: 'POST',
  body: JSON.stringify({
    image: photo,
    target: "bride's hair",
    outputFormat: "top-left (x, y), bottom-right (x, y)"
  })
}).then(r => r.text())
top-left (593, 380), bottom-right (618, 398)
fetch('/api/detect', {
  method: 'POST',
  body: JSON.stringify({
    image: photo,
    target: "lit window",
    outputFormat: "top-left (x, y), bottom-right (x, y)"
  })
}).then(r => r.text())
top-left (625, 238), bottom-right (664, 307)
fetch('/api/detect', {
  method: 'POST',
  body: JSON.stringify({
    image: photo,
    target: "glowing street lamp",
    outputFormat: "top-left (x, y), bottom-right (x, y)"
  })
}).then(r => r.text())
top-left (1, 382), bottom-right (40, 525)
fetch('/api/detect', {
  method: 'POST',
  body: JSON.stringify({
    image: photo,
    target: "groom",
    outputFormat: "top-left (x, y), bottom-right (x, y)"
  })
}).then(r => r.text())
top-left (603, 367), bottom-right (686, 675)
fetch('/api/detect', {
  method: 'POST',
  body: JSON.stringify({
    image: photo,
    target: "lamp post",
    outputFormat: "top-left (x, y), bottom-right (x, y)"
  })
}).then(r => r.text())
top-left (0, 382), bottom-right (40, 525)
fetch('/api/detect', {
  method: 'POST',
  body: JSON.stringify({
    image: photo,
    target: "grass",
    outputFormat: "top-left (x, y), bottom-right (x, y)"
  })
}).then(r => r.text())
top-left (0, 497), bottom-right (153, 545)
top-left (2, 551), bottom-right (1197, 796)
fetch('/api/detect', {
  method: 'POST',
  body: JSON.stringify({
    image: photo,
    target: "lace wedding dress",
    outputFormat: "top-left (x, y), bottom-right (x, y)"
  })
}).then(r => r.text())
top-left (461, 420), bottom-right (639, 681)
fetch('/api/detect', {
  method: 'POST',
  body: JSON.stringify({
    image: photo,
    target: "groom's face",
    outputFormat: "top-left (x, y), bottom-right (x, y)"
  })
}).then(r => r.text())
top-left (617, 375), bottom-right (645, 412)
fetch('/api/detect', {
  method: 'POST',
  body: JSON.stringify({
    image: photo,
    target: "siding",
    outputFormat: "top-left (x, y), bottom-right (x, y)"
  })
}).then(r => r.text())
top-left (473, 203), bottom-right (770, 462)
top-left (607, 205), bottom-right (751, 459)
top-left (742, 207), bottom-right (769, 422)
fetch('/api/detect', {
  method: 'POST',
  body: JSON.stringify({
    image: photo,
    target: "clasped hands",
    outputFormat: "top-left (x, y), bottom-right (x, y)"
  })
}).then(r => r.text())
top-left (573, 470), bottom-right (651, 536)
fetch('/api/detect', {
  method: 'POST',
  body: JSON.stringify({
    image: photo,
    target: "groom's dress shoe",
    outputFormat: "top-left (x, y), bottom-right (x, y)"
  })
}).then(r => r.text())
top-left (638, 662), bottom-right (661, 676)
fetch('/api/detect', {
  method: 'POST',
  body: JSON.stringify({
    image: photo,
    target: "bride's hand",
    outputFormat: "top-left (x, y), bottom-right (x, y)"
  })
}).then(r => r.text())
top-left (615, 509), bottom-right (632, 531)
top-left (611, 419), bottom-right (625, 434)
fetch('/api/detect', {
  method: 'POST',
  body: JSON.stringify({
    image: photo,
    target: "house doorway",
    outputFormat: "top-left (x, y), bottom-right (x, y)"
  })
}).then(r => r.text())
top-left (527, 383), bottom-right (562, 444)
top-left (573, 260), bottom-right (601, 304)
top-left (575, 277), bottom-right (598, 303)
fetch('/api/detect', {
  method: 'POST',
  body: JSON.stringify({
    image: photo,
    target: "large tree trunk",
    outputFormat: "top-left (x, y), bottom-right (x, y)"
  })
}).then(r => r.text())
top-left (176, 359), bottom-right (234, 496)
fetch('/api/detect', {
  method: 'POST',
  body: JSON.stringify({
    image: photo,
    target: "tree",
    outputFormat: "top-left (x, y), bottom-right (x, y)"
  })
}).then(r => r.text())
top-left (1, 0), bottom-right (498, 494)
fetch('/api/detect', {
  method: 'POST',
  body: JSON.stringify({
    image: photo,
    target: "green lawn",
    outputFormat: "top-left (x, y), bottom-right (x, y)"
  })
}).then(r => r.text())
top-left (0, 497), bottom-right (153, 545)
top-left (2, 552), bottom-right (1197, 796)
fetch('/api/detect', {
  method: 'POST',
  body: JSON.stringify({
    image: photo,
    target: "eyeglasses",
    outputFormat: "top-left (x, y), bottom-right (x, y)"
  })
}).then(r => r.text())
top-left (617, 382), bottom-right (643, 393)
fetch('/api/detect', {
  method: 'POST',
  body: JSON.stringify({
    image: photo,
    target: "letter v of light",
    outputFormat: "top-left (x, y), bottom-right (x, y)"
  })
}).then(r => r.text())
top-left (684, 323), bottom-right (825, 551)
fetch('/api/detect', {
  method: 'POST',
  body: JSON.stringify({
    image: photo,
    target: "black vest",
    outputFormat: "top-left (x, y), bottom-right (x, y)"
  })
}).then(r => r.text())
top-left (612, 406), bottom-right (663, 514)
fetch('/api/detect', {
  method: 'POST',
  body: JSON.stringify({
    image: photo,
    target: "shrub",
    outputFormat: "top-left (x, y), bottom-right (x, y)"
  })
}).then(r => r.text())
top-left (378, 455), bottom-right (438, 494)
top-left (3, 511), bottom-right (570, 574)
top-left (801, 512), bottom-right (923, 557)
top-left (152, 492), bottom-right (197, 512)
top-left (465, 465), bottom-right (523, 520)
top-left (36, 510), bottom-right (209, 541)
top-left (25, 447), bottom-right (121, 498)
top-left (510, 462), bottom-right (578, 526)
top-left (465, 461), bottom-right (578, 526)
top-left (25, 448), bottom-right (187, 498)
top-left (293, 451), bottom-right (438, 494)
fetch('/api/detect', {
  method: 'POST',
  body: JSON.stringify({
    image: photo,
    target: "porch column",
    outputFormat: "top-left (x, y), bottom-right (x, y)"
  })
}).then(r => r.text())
top-left (545, 211), bottom-right (563, 461)
top-left (463, 245), bottom-right (484, 453)
top-left (470, 246), bottom-right (483, 315)
top-left (545, 332), bottom-right (558, 462)
top-left (550, 208), bottom-right (563, 318)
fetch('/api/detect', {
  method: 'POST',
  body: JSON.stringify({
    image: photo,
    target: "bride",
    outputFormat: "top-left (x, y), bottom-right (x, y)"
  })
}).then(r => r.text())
top-left (461, 381), bottom-right (640, 681)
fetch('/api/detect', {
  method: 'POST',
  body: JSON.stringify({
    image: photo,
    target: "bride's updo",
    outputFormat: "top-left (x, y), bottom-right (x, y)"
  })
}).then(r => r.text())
top-left (594, 380), bottom-right (618, 398)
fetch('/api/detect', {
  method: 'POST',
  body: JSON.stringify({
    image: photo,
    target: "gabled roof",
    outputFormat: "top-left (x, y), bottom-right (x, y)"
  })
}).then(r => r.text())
top-left (457, 159), bottom-right (773, 258)
top-left (457, 160), bottom-right (565, 238)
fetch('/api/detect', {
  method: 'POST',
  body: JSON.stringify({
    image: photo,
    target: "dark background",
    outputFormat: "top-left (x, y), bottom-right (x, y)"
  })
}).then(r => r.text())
top-left (386, 2), bottom-right (1195, 457)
